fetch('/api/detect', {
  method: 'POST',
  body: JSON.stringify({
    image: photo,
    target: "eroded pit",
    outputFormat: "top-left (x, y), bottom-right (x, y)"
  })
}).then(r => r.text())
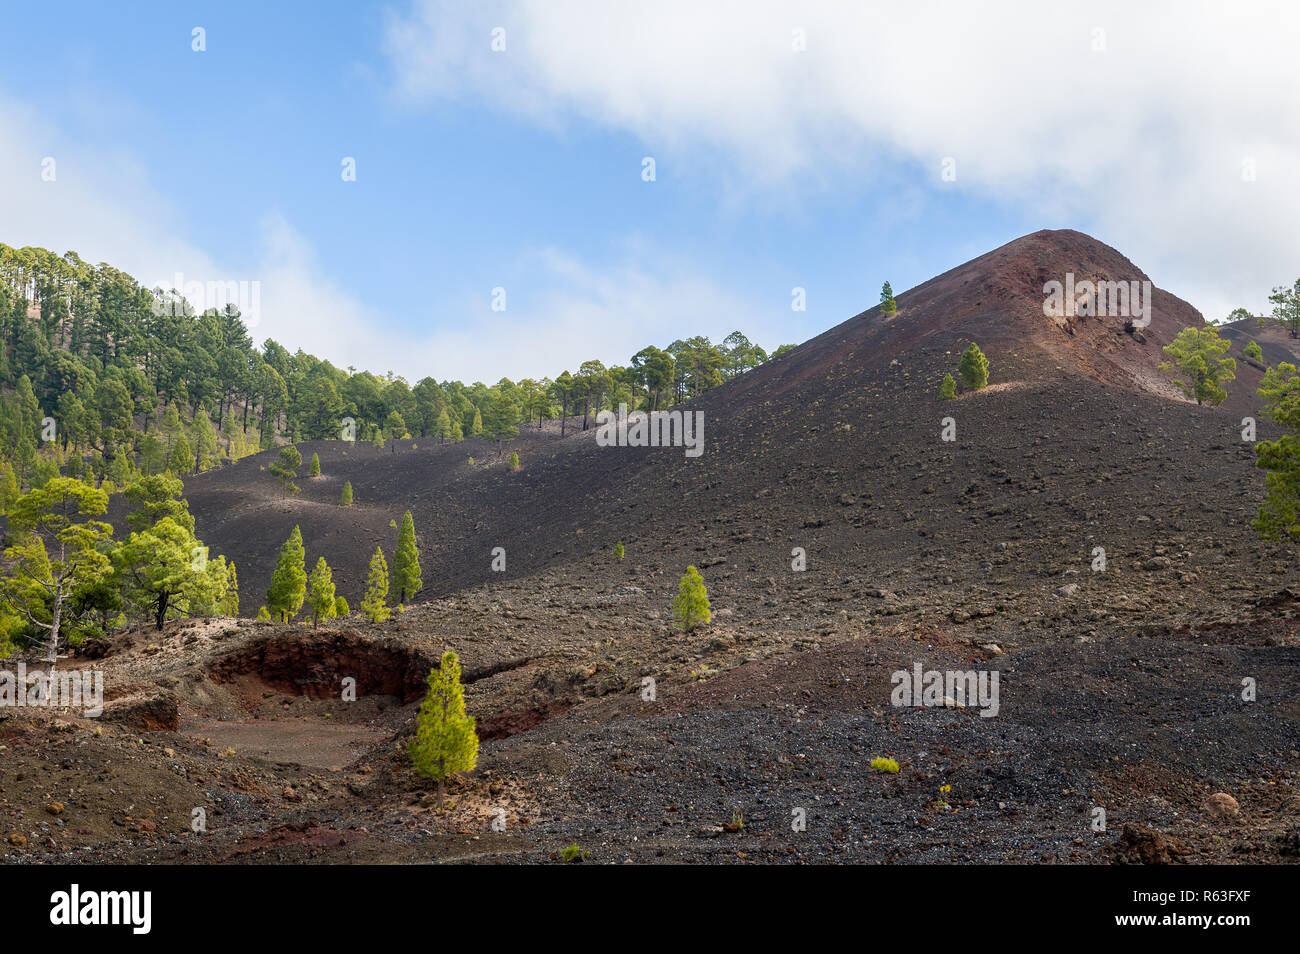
top-left (209, 632), bottom-right (435, 704)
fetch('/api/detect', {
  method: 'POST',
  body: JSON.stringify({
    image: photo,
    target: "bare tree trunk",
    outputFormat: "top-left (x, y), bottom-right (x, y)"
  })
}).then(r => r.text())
top-left (43, 590), bottom-right (64, 675)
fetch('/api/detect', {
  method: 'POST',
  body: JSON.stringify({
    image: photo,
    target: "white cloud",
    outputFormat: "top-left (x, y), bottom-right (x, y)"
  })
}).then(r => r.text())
top-left (257, 235), bottom-right (780, 382)
top-left (0, 96), bottom-right (223, 286)
top-left (386, 0), bottom-right (1300, 320)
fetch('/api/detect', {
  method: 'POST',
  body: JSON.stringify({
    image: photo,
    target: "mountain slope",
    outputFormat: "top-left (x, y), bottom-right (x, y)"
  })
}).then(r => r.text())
top-left (175, 229), bottom-right (1294, 628)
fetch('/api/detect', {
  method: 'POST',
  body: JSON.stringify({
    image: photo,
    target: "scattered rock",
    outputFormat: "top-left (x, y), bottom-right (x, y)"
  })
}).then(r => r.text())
top-left (1203, 792), bottom-right (1240, 820)
top-left (1114, 823), bottom-right (1188, 865)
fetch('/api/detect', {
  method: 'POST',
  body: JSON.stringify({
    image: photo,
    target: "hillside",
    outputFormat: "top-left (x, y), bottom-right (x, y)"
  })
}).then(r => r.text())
top-left (4, 228), bottom-right (1300, 865)
top-left (179, 230), bottom-right (1298, 612)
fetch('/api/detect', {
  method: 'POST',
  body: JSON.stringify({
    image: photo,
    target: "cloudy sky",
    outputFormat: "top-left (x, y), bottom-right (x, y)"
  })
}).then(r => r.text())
top-left (1, 0), bottom-right (1296, 381)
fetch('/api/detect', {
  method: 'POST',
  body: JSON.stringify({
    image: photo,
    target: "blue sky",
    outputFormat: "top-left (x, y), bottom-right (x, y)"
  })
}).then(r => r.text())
top-left (1, 1), bottom-right (1295, 381)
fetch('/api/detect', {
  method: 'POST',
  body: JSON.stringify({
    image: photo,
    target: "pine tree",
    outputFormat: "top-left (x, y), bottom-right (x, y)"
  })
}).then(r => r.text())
top-left (1160, 326), bottom-right (1236, 406)
top-left (257, 605), bottom-right (271, 621)
top-left (2, 478), bottom-right (113, 670)
top-left (508, 451), bottom-right (520, 471)
top-left (167, 433), bottom-right (194, 475)
top-left (266, 525), bottom-right (307, 621)
top-left (1244, 340), bottom-right (1264, 363)
top-left (393, 511), bottom-right (422, 603)
top-left (191, 408), bottom-right (218, 472)
top-left (307, 556), bottom-right (337, 628)
top-left (1253, 362), bottom-right (1300, 541)
top-left (334, 595), bottom-right (350, 617)
top-left (470, 407), bottom-right (483, 436)
top-left (615, 540), bottom-right (625, 560)
top-left (408, 650), bottom-right (479, 809)
top-left (385, 411), bottom-right (407, 450)
top-left (958, 342), bottom-right (990, 389)
top-left (361, 546), bottom-right (390, 622)
top-left (940, 372), bottom-right (956, 399)
top-left (880, 281), bottom-right (897, 317)
top-left (269, 444), bottom-right (301, 494)
top-left (672, 565), bottom-right (711, 631)
top-left (221, 561), bottom-right (240, 617)
top-left (309, 452), bottom-right (321, 477)
top-left (160, 403), bottom-right (183, 451)
top-left (435, 407), bottom-right (452, 441)
top-left (340, 480), bottom-right (353, 506)
top-left (11, 375), bottom-right (40, 484)
top-left (0, 461), bottom-right (20, 516)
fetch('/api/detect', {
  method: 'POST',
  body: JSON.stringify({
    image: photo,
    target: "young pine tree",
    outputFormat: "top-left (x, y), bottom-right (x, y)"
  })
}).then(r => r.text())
top-left (307, 556), bottom-right (336, 628)
top-left (508, 451), bottom-right (520, 471)
top-left (880, 281), bottom-right (897, 317)
top-left (393, 511), bottom-right (422, 603)
top-left (266, 525), bottom-right (307, 622)
top-left (361, 546), bottom-right (390, 622)
top-left (615, 540), bottom-right (625, 561)
top-left (939, 372), bottom-right (957, 399)
top-left (221, 562), bottom-right (240, 617)
top-left (269, 444), bottom-right (301, 494)
top-left (958, 342), bottom-right (990, 389)
top-left (341, 480), bottom-right (353, 506)
top-left (408, 651), bottom-right (479, 810)
top-left (672, 565), bottom-right (712, 632)
top-left (1244, 340), bottom-right (1264, 363)
top-left (334, 595), bottom-right (350, 617)
top-left (309, 452), bottom-right (321, 477)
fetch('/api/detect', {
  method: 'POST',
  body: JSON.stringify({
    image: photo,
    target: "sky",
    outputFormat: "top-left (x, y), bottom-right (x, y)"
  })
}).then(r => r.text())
top-left (1, 0), bottom-right (1297, 383)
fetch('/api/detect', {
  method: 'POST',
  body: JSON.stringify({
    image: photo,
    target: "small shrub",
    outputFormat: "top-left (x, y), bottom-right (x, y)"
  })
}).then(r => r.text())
top-left (614, 540), bottom-right (625, 560)
top-left (559, 844), bottom-right (588, 863)
top-left (870, 757), bottom-right (900, 773)
top-left (1245, 340), bottom-right (1264, 362)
